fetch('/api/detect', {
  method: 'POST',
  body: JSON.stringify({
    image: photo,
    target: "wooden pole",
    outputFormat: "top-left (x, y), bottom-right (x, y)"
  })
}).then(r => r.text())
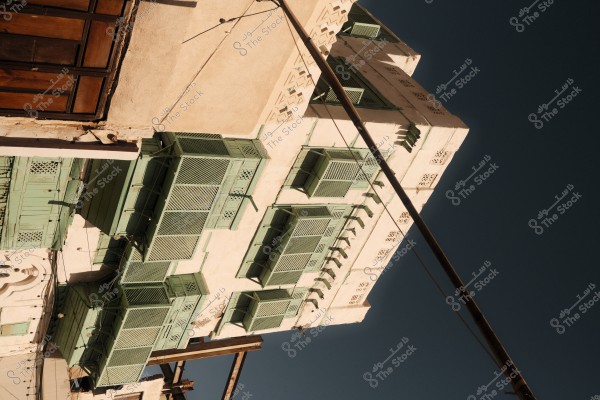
top-left (221, 352), bottom-right (248, 400)
top-left (147, 336), bottom-right (263, 365)
top-left (276, 1), bottom-right (536, 399)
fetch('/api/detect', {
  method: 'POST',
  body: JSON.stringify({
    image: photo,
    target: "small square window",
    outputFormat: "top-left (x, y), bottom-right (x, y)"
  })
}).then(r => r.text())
top-left (0, 321), bottom-right (30, 336)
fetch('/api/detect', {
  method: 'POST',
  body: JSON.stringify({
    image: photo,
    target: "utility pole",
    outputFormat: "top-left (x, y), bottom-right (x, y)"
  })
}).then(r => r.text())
top-left (161, 361), bottom-right (193, 400)
top-left (276, 1), bottom-right (537, 399)
top-left (147, 336), bottom-right (263, 365)
top-left (147, 336), bottom-right (263, 400)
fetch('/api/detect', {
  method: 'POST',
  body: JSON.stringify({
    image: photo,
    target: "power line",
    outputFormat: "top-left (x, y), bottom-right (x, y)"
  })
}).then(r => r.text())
top-left (278, 2), bottom-right (536, 399)
top-left (182, 5), bottom-right (281, 44)
top-left (280, 5), bottom-right (498, 366)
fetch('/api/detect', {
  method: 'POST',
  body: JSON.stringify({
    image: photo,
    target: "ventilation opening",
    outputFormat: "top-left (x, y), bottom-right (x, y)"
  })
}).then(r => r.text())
top-left (30, 161), bottom-right (59, 175)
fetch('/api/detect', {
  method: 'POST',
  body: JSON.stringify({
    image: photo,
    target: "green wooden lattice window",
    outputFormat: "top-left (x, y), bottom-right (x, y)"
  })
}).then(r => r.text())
top-left (311, 57), bottom-right (394, 109)
top-left (339, 3), bottom-right (399, 43)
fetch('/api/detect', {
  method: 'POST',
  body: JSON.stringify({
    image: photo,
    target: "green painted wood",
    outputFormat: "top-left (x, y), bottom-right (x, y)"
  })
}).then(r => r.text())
top-left (94, 233), bottom-right (126, 266)
top-left (239, 205), bottom-right (352, 286)
top-left (1, 157), bottom-right (77, 250)
top-left (81, 138), bottom-right (166, 237)
top-left (236, 207), bottom-right (283, 279)
top-left (0, 321), bottom-right (30, 336)
top-left (311, 56), bottom-right (396, 109)
top-left (340, 3), bottom-right (399, 42)
top-left (143, 135), bottom-right (266, 262)
top-left (81, 159), bottom-right (135, 235)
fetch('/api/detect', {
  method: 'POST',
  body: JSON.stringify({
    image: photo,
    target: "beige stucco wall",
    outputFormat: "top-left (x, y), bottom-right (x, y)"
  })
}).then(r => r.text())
top-left (0, 352), bottom-right (41, 399)
top-left (71, 376), bottom-right (166, 400)
top-left (107, 0), bottom-right (356, 136)
top-left (53, 3), bottom-right (468, 340)
top-left (0, 0), bottom-right (468, 351)
top-left (0, 117), bottom-right (149, 160)
top-left (182, 91), bottom-right (466, 340)
top-left (58, 215), bottom-right (106, 284)
top-left (0, 248), bottom-right (52, 357)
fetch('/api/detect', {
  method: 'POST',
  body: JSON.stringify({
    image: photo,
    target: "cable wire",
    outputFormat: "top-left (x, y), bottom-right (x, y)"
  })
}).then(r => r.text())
top-left (280, 8), bottom-right (498, 365)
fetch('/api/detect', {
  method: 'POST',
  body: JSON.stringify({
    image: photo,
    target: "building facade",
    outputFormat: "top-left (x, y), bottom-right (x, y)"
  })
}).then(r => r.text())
top-left (0, 0), bottom-right (467, 397)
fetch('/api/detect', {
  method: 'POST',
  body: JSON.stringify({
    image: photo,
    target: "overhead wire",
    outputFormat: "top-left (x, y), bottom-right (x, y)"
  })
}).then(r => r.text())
top-left (182, 5), bottom-right (282, 44)
top-left (159, 1), bottom-right (281, 126)
top-left (7, 3), bottom-right (283, 396)
top-left (279, 5), bottom-right (498, 365)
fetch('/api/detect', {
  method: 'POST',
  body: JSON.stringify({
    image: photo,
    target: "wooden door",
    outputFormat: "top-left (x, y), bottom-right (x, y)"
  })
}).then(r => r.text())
top-left (0, 0), bottom-right (130, 120)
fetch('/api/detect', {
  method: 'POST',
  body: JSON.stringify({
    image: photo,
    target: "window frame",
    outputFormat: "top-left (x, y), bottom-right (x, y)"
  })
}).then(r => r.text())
top-left (310, 57), bottom-right (396, 110)
top-left (0, 321), bottom-right (31, 336)
top-left (338, 4), bottom-right (400, 43)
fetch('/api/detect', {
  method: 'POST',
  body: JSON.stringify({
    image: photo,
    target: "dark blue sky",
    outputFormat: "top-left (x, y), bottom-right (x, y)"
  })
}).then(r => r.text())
top-left (163, 1), bottom-right (600, 399)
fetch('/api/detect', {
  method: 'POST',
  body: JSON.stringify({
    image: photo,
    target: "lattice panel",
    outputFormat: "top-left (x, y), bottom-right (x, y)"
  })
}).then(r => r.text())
top-left (121, 307), bottom-right (169, 330)
top-left (292, 219), bottom-right (330, 236)
top-left (122, 262), bottom-right (171, 283)
top-left (323, 226), bottom-right (336, 237)
top-left (398, 212), bottom-right (411, 225)
top-left (246, 315), bottom-right (285, 331)
top-left (418, 174), bottom-right (438, 189)
top-left (107, 347), bottom-right (152, 367)
top-left (176, 158), bottom-right (229, 185)
top-left (331, 209), bottom-right (346, 219)
top-left (178, 138), bottom-right (229, 155)
top-left (313, 181), bottom-right (352, 197)
top-left (351, 22), bottom-right (380, 38)
top-left (148, 235), bottom-right (199, 261)
top-left (323, 160), bottom-right (361, 180)
top-left (239, 168), bottom-right (255, 180)
top-left (114, 327), bottom-right (161, 349)
top-left (30, 161), bottom-right (59, 174)
top-left (272, 254), bottom-right (311, 272)
top-left (427, 105), bottom-right (445, 115)
top-left (431, 150), bottom-right (450, 165)
top-left (413, 92), bottom-right (427, 101)
top-left (326, 150), bottom-right (356, 159)
top-left (98, 365), bottom-right (145, 387)
top-left (167, 185), bottom-right (218, 211)
top-left (386, 231), bottom-right (401, 243)
top-left (157, 211), bottom-right (207, 235)
top-left (326, 87), bottom-right (364, 104)
top-left (354, 153), bottom-right (379, 183)
top-left (125, 288), bottom-right (171, 306)
top-left (286, 289), bottom-right (307, 316)
top-left (184, 280), bottom-right (198, 294)
top-left (16, 230), bottom-right (43, 244)
top-left (240, 145), bottom-right (261, 158)
top-left (301, 207), bottom-right (332, 218)
top-left (285, 236), bottom-right (321, 254)
top-left (305, 150), bottom-right (367, 197)
top-left (264, 271), bottom-right (304, 286)
top-left (254, 300), bottom-right (291, 317)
